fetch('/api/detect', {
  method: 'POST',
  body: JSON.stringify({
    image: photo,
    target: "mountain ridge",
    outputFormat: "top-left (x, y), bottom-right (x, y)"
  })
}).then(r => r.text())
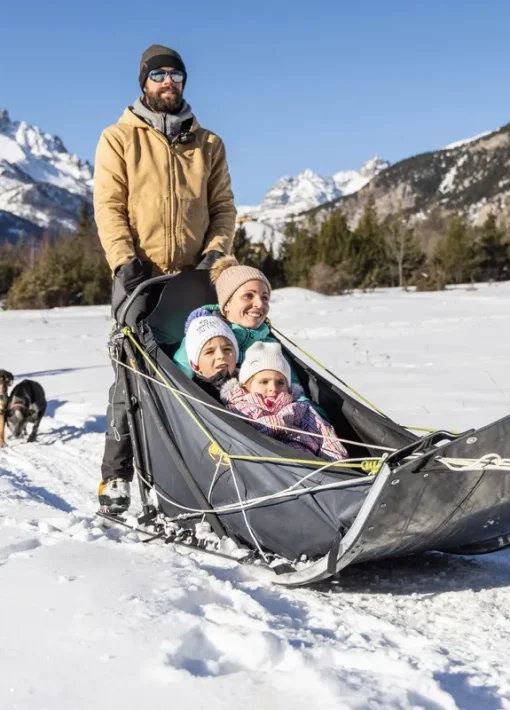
top-left (0, 108), bottom-right (93, 239)
top-left (237, 157), bottom-right (390, 229)
top-left (303, 121), bottom-right (510, 230)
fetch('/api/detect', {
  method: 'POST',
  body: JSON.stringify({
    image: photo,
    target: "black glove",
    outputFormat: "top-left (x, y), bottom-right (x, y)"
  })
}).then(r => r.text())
top-left (195, 250), bottom-right (223, 271)
top-left (115, 258), bottom-right (151, 295)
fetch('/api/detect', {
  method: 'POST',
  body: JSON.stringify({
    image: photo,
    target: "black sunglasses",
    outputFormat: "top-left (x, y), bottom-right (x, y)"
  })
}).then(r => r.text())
top-left (148, 69), bottom-right (185, 84)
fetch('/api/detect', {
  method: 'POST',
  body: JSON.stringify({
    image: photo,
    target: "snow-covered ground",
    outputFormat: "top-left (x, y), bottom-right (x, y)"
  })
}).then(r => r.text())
top-left (1, 282), bottom-right (510, 710)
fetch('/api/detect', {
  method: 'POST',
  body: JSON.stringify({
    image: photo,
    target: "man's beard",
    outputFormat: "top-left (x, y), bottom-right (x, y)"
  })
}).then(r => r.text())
top-left (144, 86), bottom-right (183, 114)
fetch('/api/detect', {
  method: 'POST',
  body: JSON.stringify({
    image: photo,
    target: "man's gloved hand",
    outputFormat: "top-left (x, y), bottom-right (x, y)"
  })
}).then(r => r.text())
top-left (115, 258), bottom-right (151, 295)
top-left (195, 250), bottom-right (224, 271)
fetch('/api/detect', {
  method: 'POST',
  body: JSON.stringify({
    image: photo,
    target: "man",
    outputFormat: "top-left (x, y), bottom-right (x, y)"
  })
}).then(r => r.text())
top-left (94, 44), bottom-right (236, 514)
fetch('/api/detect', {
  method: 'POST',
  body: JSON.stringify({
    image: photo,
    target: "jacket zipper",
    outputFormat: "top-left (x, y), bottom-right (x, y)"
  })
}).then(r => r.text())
top-left (168, 140), bottom-right (175, 270)
top-left (148, 125), bottom-right (176, 272)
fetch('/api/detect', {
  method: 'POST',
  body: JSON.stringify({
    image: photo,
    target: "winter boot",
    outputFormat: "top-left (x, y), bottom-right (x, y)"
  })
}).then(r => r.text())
top-left (98, 478), bottom-right (131, 515)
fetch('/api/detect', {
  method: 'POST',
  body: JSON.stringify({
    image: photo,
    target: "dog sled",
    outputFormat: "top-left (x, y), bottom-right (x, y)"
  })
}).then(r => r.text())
top-left (108, 270), bottom-right (510, 587)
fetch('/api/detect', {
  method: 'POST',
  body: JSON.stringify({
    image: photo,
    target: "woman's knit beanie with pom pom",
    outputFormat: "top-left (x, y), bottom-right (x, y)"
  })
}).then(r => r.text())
top-left (210, 255), bottom-right (271, 313)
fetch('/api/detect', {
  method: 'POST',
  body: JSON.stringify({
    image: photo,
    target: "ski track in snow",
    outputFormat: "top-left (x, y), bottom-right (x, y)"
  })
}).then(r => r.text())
top-left (1, 285), bottom-right (510, 709)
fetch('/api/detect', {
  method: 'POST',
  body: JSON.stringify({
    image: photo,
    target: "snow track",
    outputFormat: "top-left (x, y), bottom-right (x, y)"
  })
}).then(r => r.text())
top-left (2, 287), bottom-right (510, 708)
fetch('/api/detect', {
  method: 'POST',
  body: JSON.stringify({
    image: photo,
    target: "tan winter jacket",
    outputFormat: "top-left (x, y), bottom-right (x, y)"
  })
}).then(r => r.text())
top-left (94, 108), bottom-right (236, 274)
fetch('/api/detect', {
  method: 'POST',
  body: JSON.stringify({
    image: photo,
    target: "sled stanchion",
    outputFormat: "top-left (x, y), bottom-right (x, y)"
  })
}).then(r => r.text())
top-left (118, 341), bottom-right (154, 523)
top-left (327, 531), bottom-right (343, 575)
top-left (124, 339), bottom-right (232, 542)
top-left (135, 372), bottom-right (154, 504)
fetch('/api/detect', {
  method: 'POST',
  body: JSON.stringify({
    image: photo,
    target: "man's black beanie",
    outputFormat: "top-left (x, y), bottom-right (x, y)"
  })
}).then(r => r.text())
top-left (139, 44), bottom-right (187, 90)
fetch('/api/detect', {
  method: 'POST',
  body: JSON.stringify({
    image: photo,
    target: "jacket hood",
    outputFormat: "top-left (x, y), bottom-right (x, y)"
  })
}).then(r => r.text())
top-left (117, 106), bottom-right (200, 133)
top-left (131, 97), bottom-right (194, 141)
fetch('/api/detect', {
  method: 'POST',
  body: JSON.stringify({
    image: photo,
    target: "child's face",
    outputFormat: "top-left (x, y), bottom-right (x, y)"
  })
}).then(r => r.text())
top-left (223, 280), bottom-right (270, 329)
top-left (197, 337), bottom-right (237, 378)
top-left (244, 370), bottom-right (289, 400)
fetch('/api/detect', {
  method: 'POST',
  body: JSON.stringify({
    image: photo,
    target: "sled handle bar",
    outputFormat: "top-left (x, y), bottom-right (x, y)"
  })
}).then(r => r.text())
top-left (117, 274), bottom-right (176, 327)
top-left (385, 428), bottom-right (472, 470)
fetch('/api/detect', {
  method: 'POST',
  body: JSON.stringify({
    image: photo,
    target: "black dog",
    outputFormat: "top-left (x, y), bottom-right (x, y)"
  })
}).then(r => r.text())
top-left (6, 379), bottom-right (47, 443)
top-left (0, 369), bottom-right (14, 447)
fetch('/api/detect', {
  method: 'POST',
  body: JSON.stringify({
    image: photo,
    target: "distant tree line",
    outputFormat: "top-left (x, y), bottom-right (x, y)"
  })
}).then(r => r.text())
top-left (0, 203), bottom-right (111, 309)
top-left (1, 198), bottom-right (510, 310)
top-left (235, 197), bottom-right (510, 295)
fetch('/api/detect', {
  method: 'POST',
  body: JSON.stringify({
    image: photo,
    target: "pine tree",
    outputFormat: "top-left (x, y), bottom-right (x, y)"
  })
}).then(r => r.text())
top-left (279, 221), bottom-right (317, 287)
top-left (76, 201), bottom-right (92, 239)
top-left (351, 196), bottom-right (389, 288)
top-left (434, 214), bottom-right (479, 284)
top-left (0, 240), bottom-right (32, 296)
top-left (233, 226), bottom-right (252, 264)
top-left (316, 211), bottom-right (353, 268)
top-left (476, 213), bottom-right (510, 282)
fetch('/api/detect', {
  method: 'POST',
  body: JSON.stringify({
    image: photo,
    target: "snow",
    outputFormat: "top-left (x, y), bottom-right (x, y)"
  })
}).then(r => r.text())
top-left (2, 283), bottom-right (510, 708)
top-left (333, 157), bottom-right (390, 196)
top-left (235, 158), bottom-right (389, 255)
top-left (239, 219), bottom-right (285, 252)
top-left (0, 110), bottom-right (92, 195)
top-left (245, 168), bottom-right (342, 228)
top-left (438, 154), bottom-right (468, 195)
top-left (235, 204), bottom-right (257, 219)
top-left (441, 131), bottom-right (494, 151)
top-left (0, 108), bottom-right (93, 231)
top-left (236, 157), bottom-right (389, 232)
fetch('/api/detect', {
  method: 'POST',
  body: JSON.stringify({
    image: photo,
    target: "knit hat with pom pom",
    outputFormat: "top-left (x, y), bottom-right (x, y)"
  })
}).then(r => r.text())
top-left (210, 256), bottom-right (271, 313)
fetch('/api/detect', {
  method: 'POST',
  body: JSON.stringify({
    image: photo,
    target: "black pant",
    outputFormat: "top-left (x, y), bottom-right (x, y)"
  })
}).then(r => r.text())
top-left (100, 276), bottom-right (163, 483)
top-left (101, 276), bottom-right (134, 483)
top-left (101, 372), bottom-right (134, 482)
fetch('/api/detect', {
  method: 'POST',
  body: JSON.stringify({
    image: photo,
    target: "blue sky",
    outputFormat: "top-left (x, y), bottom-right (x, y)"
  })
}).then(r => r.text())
top-left (2, 0), bottom-right (510, 204)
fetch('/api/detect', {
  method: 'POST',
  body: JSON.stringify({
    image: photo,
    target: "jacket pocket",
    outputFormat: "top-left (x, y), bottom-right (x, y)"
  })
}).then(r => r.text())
top-left (127, 199), bottom-right (139, 237)
top-left (177, 198), bottom-right (209, 254)
top-left (128, 196), bottom-right (168, 267)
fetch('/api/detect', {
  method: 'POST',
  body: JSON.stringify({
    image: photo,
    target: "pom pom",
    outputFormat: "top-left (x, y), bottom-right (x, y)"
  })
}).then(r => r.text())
top-left (210, 255), bottom-right (239, 285)
top-left (184, 307), bottom-right (214, 334)
top-left (219, 377), bottom-right (240, 401)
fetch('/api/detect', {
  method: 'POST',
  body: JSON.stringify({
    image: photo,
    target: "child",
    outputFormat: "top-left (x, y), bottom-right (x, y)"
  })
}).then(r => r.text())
top-left (184, 314), bottom-right (239, 400)
top-left (220, 342), bottom-right (348, 461)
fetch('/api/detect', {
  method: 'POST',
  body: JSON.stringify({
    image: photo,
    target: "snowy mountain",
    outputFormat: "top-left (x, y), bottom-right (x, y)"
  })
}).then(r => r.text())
top-left (308, 123), bottom-right (510, 229)
top-left (0, 108), bottom-right (93, 241)
top-left (238, 157), bottom-right (389, 230)
top-left (332, 156), bottom-right (391, 196)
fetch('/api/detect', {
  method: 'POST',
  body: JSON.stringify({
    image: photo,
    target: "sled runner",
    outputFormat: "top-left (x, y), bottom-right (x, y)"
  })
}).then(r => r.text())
top-left (108, 270), bottom-right (510, 587)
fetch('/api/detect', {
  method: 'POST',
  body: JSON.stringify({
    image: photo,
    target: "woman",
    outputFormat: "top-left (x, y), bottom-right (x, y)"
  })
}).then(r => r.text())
top-left (173, 256), bottom-right (278, 376)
